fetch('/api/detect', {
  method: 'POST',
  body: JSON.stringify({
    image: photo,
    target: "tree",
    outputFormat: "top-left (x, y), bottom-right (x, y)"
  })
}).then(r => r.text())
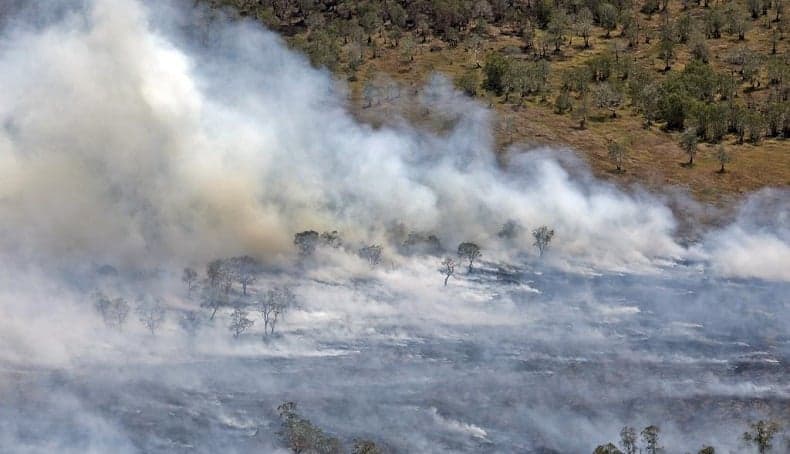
top-left (498, 220), bottom-right (522, 239)
top-left (358, 244), bottom-right (383, 266)
top-left (620, 426), bottom-right (637, 454)
top-left (258, 287), bottom-right (294, 336)
top-left (680, 128), bottom-right (699, 165)
top-left (698, 446), bottom-right (715, 454)
top-left (94, 293), bottom-right (130, 329)
top-left (182, 267), bottom-right (197, 295)
top-left (456, 69), bottom-right (480, 96)
top-left (278, 402), bottom-right (343, 454)
top-left (715, 145), bottom-right (731, 173)
top-left (608, 140), bottom-right (627, 172)
top-left (201, 286), bottom-right (226, 320)
top-left (594, 82), bottom-right (623, 118)
top-left (179, 310), bottom-right (202, 336)
top-left (599, 3), bottom-right (619, 38)
top-left (352, 439), bottom-right (382, 454)
top-left (659, 22), bottom-right (675, 71)
top-left (573, 93), bottom-right (591, 129)
top-left (229, 255), bottom-right (260, 296)
top-left (743, 420), bottom-right (781, 454)
top-left (641, 425), bottom-right (661, 454)
top-left (440, 257), bottom-right (456, 286)
top-left (593, 443), bottom-right (624, 454)
top-left (206, 259), bottom-right (224, 289)
top-left (532, 226), bottom-right (555, 257)
top-left (576, 7), bottom-right (594, 48)
top-left (555, 88), bottom-right (573, 113)
top-left (136, 296), bottom-right (166, 335)
top-left (483, 52), bottom-right (511, 95)
top-left (229, 306), bottom-right (254, 338)
top-left (320, 230), bottom-right (343, 248)
top-left (294, 230), bottom-right (320, 257)
top-left (547, 9), bottom-right (569, 53)
top-left (457, 242), bottom-right (482, 273)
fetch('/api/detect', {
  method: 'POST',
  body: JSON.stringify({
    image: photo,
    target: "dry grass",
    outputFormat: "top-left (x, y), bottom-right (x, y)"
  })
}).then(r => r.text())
top-left (331, 0), bottom-right (789, 220)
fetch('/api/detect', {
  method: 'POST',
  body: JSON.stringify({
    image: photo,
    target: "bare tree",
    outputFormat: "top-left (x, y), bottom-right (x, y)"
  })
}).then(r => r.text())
top-left (620, 426), bottom-right (637, 454)
top-left (182, 267), bottom-right (197, 295)
top-left (743, 420), bottom-right (781, 454)
top-left (457, 242), bottom-right (482, 273)
top-left (440, 257), bottom-right (456, 286)
top-left (229, 306), bottom-right (254, 338)
top-left (641, 425), bottom-right (661, 454)
top-left (258, 287), bottom-right (295, 336)
top-left (358, 244), bottom-right (383, 266)
top-left (294, 230), bottom-right (320, 257)
top-left (532, 226), bottom-right (555, 257)
top-left (136, 296), bottom-right (166, 335)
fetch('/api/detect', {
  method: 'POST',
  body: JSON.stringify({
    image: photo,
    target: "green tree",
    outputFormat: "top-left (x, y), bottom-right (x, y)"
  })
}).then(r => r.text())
top-left (599, 3), bottom-right (619, 38)
top-left (483, 53), bottom-right (511, 95)
top-left (576, 7), bottom-right (595, 48)
top-left (680, 128), bottom-right (699, 165)
top-left (659, 22), bottom-right (675, 71)
top-left (456, 70), bottom-right (481, 96)
top-left (555, 88), bottom-right (573, 113)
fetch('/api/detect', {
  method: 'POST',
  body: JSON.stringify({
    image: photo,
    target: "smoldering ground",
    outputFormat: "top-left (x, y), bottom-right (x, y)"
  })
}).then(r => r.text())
top-left (0, 0), bottom-right (788, 453)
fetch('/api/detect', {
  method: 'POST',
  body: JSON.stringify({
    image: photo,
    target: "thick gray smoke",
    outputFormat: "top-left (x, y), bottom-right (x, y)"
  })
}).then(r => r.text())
top-left (0, 1), bottom-right (788, 453)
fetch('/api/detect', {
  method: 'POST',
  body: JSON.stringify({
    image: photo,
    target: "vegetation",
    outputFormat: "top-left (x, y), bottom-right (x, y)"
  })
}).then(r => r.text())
top-left (202, 0), bottom-right (789, 211)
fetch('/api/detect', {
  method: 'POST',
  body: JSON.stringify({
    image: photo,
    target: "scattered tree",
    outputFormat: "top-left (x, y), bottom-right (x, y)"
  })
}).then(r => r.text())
top-left (258, 287), bottom-right (295, 336)
top-left (294, 230), bottom-right (320, 257)
top-left (278, 402), bottom-right (343, 454)
top-left (182, 267), bottom-right (197, 295)
top-left (641, 425), bottom-right (661, 454)
top-left (593, 443), bottom-right (624, 454)
top-left (135, 296), bottom-right (166, 335)
top-left (715, 145), bottom-right (731, 173)
top-left (229, 306), bottom-right (254, 338)
top-left (440, 257), bottom-right (456, 286)
top-left (457, 242), bottom-right (482, 273)
top-left (743, 420), bottom-right (781, 454)
top-left (358, 244), bottom-right (383, 266)
top-left (94, 293), bottom-right (130, 329)
top-left (498, 220), bottom-right (522, 240)
top-left (620, 426), bottom-right (637, 454)
top-left (532, 226), bottom-right (555, 257)
top-left (178, 310), bottom-right (202, 336)
top-left (608, 140), bottom-right (627, 172)
top-left (680, 128), bottom-right (699, 165)
top-left (228, 255), bottom-right (261, 296)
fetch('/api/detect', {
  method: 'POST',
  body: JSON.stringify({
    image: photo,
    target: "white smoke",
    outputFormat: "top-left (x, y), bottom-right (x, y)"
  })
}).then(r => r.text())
top-left (0, 0), bottom-right (695, 275)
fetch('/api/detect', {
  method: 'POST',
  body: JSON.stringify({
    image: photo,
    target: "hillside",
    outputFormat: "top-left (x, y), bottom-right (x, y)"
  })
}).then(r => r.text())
top-left (203, 0), bottom-right (788, 216)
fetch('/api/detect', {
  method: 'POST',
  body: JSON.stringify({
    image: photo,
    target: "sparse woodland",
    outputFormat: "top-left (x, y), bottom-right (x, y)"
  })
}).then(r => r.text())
top-left (202, 0), bottom-right (788, 209)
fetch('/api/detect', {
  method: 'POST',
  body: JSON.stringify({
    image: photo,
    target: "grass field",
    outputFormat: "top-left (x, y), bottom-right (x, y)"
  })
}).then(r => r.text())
top-left (339, 8), bottom-right (788, 214)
